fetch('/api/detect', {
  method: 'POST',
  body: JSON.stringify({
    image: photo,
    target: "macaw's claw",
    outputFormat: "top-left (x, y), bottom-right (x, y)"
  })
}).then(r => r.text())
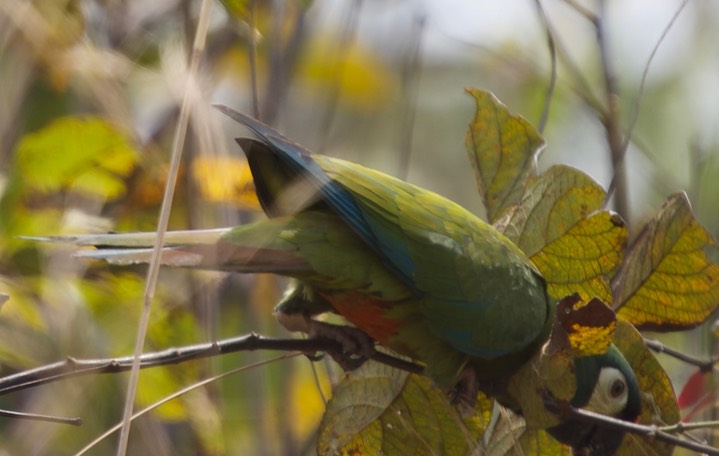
top-left (449, 366), bottom-right (480, 416)
top-left (275, 310), bottom-right (376, 369)
top-left (307, 320), bottom-right (376, 371)
top-left (303, 352), bottom-right (326, 362)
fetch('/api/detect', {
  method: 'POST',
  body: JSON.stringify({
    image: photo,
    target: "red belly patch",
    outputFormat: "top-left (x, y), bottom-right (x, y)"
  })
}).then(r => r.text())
top-left (320, 291), bottom-right (402, 346)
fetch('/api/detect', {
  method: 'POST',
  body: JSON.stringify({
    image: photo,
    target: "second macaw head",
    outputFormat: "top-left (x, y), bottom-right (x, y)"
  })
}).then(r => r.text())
top-left (506, 294), bottom-right (642, 455)
top-left (548, 344), bottom-right (641, 454)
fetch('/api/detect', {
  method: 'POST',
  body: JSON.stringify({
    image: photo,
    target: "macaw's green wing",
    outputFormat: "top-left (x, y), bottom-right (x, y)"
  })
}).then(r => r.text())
top-left (318, 157), bottom-right (551, 359)
top-left (217, 106), bottom-right (550, 362)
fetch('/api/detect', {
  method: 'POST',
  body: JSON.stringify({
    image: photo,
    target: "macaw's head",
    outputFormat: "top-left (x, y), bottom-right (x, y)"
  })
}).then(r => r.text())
top-left (548, 344), bottom-right (641, 455)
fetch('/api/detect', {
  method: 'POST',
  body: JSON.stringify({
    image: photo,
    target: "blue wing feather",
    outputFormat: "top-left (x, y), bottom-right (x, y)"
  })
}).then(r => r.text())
top-left (215, 105), bottom-right (550, 360)
top-left (214, 105), bottom-right (419, 292)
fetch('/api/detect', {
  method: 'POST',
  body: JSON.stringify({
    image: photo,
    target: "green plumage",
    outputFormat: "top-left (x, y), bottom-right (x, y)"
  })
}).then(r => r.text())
top-left (34, 107), bottom-right (642, 453)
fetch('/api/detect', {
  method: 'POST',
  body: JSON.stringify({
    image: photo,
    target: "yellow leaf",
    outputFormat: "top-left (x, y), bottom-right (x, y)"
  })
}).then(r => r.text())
top-left (191, 155), bottom-right (261, 210)
top-left (464, 88), bottom-right (545, 223)
top-left (299, 40), bottom-right (394, 110)
top-left (557, 294), bottom-right (616, 357)
top-left (498, 166), bottom-right (607, 252)
top-left (613, 192), bottom-right (719, 330)
top-left (498, 165), bottom-right (627, 303)
top-left (532, 211), bottom-right (627, 303)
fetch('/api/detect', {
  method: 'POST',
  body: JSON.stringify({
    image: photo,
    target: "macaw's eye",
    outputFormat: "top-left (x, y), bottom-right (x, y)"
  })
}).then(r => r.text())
top-left (587, 367), bottom-right (629, 416)
top-left (610, 377), bottom-right (626, 399)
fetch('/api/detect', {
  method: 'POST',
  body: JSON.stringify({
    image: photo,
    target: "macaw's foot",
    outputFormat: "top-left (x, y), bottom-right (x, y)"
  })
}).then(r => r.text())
top-left (274, 310), bottom-right (376, 370)
top-left (449, 366), bottom-right (480, 415)
top-left (308, 319), bottom-right (376, 370)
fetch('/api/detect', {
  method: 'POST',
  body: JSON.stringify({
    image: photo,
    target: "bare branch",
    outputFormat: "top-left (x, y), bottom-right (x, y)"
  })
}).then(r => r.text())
top-left (567, 407), bottom-right (719, 455)
top-left (248, 0), bottom-right (260, 119)
top-left (75, 355), bottom-right (296, 456)
top-left (644, 338), bottom-right (718, 372)
top-left (396, 13), bottom-right (426, 180)
top-left (116, 2), bottom-right (215, 454)
top-left (3, 332), bottom-right (719, 453)
top-left (595, 0), bottom-right (630, 221)
top-left (622, 0), bottom-right (690, 153)
top-left (561, 0), bottom-right (597, 23)
top-left (532, 0), bottom-right (557, 135)
top-left (315, 0), bottom-right (363, 154)
top-left (0, 408), bottom-right (81, 426)
top-left (0, 333), bottom-right (423, 396)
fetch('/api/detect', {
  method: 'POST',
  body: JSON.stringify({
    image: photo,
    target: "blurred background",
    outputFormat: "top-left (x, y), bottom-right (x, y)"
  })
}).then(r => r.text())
top-left (0, 0), bottom-right (718, 454)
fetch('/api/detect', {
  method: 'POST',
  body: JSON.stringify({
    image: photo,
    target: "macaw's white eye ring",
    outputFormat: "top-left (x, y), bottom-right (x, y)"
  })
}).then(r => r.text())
top-left (586, 367), bottom-right (629, 416)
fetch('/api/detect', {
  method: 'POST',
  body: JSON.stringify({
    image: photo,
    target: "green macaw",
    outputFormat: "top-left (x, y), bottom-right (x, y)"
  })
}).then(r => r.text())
top-left (38, 106), bottom-right (641, 453)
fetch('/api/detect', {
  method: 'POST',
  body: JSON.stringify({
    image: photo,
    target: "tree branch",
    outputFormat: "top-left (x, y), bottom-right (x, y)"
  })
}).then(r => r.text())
top-left (567, 406), bottom-right (719, 455)
top-left (3, 332), bottom-right (719, 453)
top-left (644, 337), bottom-right (718, 372)
top-left (532, 0), bottom-right (557, 135)
top-left (0, 408), bottom-right (81, 426)
top-left (0, 333), bottom-right (423, 396)
top-left (595, 0), bottom-right (630, 221)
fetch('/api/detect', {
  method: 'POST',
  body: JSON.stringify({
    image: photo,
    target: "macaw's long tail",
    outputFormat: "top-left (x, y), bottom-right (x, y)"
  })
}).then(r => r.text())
top-left (25, 216), bottom-right (317, 275)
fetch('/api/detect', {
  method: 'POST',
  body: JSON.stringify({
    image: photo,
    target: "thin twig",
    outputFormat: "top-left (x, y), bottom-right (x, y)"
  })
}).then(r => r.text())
top-left (550, 2), bottom-right (604, 113)
top-left (75, 354), bottom-right (298, 456)
top-left (316, 0), bottom-right (363, 154)
top-left (664, 419), bottom-right (719, 434)
top-left (532, 0), bottom-right (557, 135)
top-left (247, 0), bottom-right (260, 119)
top-left (595, 0), bottom-right (629, 220)
top-left (0, 333), bottom-right (423, 396)
top-left (561, 0), bottom-right (597, 23)
top-left (115, 1), bottom-right (213, 454)
top-left (261, 3), bottom-right (307, 125)
top-left (567, 407), bottom-right (719, 455)
top-left (605, 0), bottom-right (689, 215)
top-left (644, 338), bottom-right (718, 372)
top-left (0, 408), bottom-right (81, 426)
top-left (396, 13), bottom-right (425, 180)
top-left (3, 333), bottom-right (719, 453)
top-left (622, 0), bottom-right (690, 153)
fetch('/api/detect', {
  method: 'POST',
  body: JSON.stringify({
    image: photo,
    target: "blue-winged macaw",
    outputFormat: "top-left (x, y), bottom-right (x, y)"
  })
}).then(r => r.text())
top-left (37, 106), bottom-right (641, 453)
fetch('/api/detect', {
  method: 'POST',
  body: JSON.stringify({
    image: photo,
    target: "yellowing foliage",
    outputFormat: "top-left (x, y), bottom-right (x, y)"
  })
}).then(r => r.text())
top-left (191, 155), bottom-right (261, 210)
top-left (465, 88), bottom-right (545, 223)
top-left (614, 193), bottom-right (719, 330)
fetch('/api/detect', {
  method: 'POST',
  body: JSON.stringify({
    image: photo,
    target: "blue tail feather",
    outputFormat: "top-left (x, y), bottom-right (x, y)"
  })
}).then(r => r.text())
top-left (214, 105), bottom-right (419, 293)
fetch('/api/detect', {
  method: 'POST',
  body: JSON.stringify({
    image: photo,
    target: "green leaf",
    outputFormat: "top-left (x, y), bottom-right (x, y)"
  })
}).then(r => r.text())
top-left (15, 116), bottom-right (138, 199)
top-left (318, 362), bottom-right (490, 455)
top-left (612, 192), bottom-right (719, 330)
top-left (464, 88), bottom-right (545, 223)
top-left (498, 165), bottom-right (627, 303)
top-left (613, 320), bottom-right (678, 455)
